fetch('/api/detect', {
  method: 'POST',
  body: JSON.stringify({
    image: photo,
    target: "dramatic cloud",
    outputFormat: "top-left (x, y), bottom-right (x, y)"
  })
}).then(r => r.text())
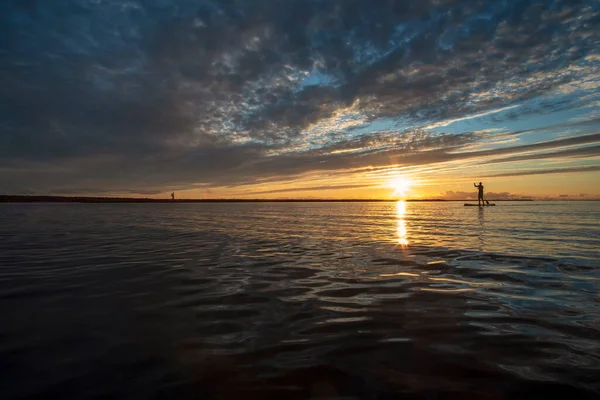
top-left (1, 0), bottom-right (599, 195)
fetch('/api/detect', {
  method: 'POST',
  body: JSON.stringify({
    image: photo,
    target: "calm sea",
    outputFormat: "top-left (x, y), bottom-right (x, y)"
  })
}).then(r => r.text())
top-left (1, 201), bottom-right (599, 399)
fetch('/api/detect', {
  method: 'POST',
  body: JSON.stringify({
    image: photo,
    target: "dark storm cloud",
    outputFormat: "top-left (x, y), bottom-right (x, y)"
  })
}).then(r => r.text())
top-left (1, 0), bottom-right (599, 193)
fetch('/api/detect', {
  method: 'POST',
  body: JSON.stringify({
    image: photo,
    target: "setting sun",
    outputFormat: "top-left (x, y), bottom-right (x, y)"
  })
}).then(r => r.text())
top-left (389, 176), bottom-right (413, 198)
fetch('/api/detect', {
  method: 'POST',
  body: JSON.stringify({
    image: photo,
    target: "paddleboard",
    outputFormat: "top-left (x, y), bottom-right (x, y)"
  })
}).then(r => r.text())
top-left (464, 203), bottom-right (495, 206)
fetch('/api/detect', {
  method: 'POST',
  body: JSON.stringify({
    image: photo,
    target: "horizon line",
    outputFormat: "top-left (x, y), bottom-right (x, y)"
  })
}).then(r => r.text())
top-left (3, 195), bottom-right (598, 203)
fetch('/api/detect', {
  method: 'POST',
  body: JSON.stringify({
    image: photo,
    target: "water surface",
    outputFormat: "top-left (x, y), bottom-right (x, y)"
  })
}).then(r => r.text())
top-left (1, 201), bottom-right (599, 399)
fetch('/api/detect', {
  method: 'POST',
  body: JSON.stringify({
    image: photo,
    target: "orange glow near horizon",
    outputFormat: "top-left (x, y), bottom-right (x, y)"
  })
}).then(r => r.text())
top-left (140, 165), bottom-right (600, 201)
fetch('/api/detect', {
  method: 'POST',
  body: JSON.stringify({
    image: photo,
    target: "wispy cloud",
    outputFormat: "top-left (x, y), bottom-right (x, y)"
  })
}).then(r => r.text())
top-left (423, 105), bottom-right (521, 130)
top-left (238, 183), bottom-right (375, 196)
top-left (486, 165), bottom-right (600, 178)
top-left (483, 145), bottom-right (600, 165)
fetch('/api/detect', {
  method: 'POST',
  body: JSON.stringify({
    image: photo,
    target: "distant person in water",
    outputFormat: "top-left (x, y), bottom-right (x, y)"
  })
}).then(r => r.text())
top-left (171, 192), bottom-right (175, 200)
top-left (474, 182), bottom-right (484, 205)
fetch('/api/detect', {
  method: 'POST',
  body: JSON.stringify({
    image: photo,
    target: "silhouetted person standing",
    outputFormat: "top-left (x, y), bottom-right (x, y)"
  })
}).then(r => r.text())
top-left (474, 182), bottom-right (484, 206)
top-left (171, 192), bottom-right (175, 200)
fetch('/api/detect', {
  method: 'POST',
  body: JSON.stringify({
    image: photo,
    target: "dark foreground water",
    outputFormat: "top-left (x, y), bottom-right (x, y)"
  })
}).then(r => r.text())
top-left (1, 201), bottom-right (599, 399)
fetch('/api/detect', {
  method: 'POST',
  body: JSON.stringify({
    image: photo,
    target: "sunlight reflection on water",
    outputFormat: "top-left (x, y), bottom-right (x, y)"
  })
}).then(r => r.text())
top-left (396, 200), bottom-right (409, 246)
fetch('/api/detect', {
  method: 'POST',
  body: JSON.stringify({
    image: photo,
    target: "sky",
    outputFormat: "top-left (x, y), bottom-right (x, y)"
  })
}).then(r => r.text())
top-left (1, 0), bottom-right (599, 200)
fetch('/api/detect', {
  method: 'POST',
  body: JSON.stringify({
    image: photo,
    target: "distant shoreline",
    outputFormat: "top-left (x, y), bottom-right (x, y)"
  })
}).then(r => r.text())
top-left (0, 195), bottom-right (547, 203)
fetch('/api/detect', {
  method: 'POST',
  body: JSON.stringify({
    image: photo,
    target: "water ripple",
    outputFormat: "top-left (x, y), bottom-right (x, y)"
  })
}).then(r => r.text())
top-left (0, 202), bottom-right (599, 398)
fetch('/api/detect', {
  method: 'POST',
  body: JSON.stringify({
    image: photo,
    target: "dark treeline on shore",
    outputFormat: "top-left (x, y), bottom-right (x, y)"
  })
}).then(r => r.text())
top-left (0, 195), bottom-right (537, 203)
